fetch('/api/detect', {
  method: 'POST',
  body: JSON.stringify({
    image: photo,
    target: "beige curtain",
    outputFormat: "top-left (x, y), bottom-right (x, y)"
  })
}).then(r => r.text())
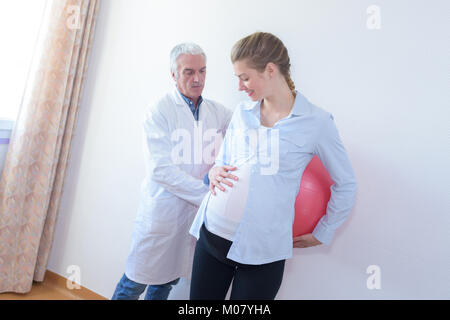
top-left (0, 0), bottom-right (100, 293)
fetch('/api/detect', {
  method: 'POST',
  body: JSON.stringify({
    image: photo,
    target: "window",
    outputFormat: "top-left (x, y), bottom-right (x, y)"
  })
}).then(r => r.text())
top-left (0, 0), bottom-right (47, 121)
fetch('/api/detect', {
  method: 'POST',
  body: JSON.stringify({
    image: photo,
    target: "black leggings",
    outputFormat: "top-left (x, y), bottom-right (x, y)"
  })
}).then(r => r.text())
top-left (190, 223), bottom-right (285, 300)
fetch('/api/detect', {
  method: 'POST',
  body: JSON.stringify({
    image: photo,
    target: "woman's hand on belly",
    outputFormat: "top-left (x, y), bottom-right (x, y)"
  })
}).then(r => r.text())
top-left (208, 165), bottom-right (239, 196)
top-left (293, 233), bottom-right (322, 248)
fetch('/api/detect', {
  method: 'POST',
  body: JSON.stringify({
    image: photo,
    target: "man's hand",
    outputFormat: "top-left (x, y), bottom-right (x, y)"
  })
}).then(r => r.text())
top-left (209, 165), bottom-right (238, 196)
top-left (293, 233), bottom-right (322, 248)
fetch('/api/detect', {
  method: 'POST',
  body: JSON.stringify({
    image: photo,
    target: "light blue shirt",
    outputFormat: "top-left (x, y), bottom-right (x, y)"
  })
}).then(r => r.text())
top-left (189, 90), bottom-right (357, 265)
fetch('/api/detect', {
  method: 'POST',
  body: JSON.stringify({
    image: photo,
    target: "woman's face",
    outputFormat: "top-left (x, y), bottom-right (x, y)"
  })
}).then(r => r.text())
top-left (233, 60), bottom-right (270, 101)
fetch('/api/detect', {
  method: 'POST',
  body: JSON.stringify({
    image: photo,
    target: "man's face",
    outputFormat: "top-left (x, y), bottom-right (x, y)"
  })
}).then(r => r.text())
top-left (172, 54), bottom-right (206, 100)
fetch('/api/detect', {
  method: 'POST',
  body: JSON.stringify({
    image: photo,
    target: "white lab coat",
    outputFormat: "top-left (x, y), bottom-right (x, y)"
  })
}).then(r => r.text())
top-left (125, 89), bottom-right (232, 285)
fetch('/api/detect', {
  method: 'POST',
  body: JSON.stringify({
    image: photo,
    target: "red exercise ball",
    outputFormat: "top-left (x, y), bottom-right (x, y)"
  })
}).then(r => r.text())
top-left (293, 155), bottom-right (333, 238)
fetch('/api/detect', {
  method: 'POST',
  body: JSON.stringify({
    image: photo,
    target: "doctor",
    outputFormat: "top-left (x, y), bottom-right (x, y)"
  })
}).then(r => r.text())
top-left (112, 43), bottom-right (232, 300)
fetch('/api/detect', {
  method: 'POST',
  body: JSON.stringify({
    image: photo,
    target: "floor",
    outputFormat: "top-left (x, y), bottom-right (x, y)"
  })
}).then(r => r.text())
top-left (0, 282), bottom-right (76, 300)
top-left (0, 271), bottom-right (107, 300)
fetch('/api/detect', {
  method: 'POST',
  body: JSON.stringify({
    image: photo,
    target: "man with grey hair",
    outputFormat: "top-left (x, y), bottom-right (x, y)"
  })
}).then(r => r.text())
top-left (112, 43), bottom-right (232, 300)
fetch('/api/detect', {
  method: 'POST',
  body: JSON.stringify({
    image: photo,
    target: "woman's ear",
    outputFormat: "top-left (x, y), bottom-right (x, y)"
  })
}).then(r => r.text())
top-left (265, 62), bottom-right (277, 79)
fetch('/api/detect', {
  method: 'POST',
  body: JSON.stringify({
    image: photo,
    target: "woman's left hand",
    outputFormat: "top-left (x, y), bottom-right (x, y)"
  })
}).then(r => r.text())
top-left (293, 233), bottom-right (322, 248)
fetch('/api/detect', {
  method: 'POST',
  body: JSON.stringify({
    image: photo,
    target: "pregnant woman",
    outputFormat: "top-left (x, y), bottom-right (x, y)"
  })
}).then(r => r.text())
top-left (189, 32), bottom-right (358, 300)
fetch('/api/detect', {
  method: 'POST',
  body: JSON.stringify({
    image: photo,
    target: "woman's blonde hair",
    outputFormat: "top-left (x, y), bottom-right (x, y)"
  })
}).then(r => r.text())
top-left (231, 32), bottom-right (296, 96)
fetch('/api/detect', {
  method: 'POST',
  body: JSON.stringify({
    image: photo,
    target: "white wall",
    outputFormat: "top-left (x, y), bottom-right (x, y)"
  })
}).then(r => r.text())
top-left (48, 0), bottom-right (450, 299)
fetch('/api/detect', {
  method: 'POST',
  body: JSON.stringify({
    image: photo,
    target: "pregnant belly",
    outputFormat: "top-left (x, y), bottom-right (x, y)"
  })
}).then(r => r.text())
top-left (206, 163), bottom-right (251, 222)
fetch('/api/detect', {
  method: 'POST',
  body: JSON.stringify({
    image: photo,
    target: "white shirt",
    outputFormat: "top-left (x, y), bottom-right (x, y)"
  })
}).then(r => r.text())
top-left (204, 161), bottom-right (251, 241)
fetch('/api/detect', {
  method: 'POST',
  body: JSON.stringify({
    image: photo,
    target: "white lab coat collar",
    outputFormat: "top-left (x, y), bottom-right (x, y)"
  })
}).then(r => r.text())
top-left (171, 87), bottom-right (187, 107)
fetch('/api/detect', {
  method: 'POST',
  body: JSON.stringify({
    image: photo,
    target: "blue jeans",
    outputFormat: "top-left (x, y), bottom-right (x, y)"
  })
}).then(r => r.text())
top-left (111, 273), bottom-right (180, 300)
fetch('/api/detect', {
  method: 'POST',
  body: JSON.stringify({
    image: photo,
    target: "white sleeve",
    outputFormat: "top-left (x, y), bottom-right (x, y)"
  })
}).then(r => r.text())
top-left (143, 106), bottom-right (208, 206)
